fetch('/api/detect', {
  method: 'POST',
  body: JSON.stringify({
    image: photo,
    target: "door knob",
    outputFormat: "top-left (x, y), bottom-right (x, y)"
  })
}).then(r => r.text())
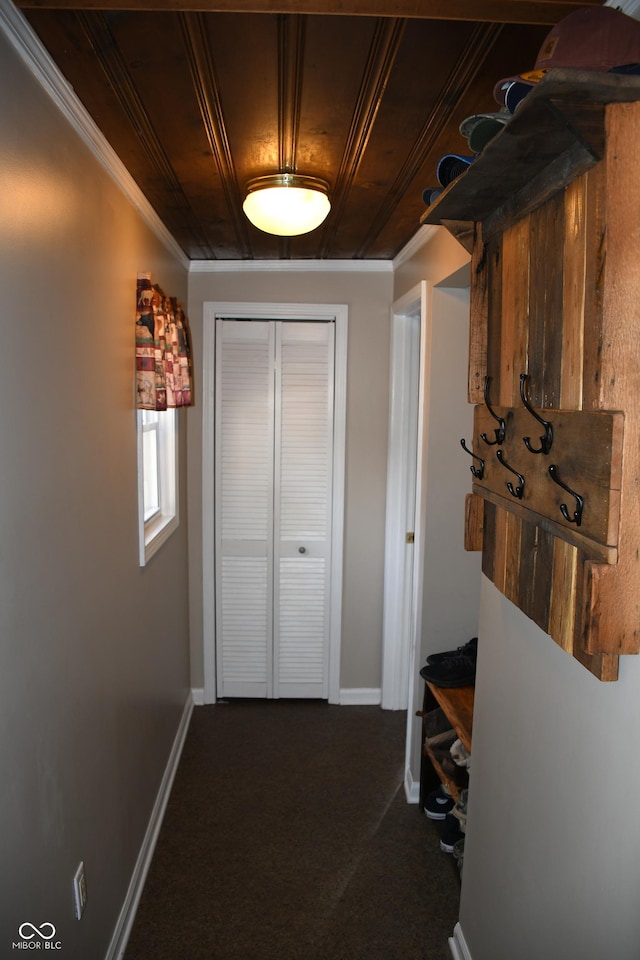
top-left (298, 546), bottom-right (306, 554)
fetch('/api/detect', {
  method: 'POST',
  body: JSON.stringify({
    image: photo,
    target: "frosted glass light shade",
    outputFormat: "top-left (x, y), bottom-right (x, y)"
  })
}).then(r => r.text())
top-left (243, 174), bottom-right (330, 236)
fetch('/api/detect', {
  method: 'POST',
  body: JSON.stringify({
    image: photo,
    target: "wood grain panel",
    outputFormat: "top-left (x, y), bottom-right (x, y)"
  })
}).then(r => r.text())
top-left (548, 538), bottom-right (578, 653)
top-left (560, 175), bottom-right (587, 409)
top-left (503, 511), bottom-right (522, 607)
top-left (277, 13), bottom-right (304, 172)
top-left (180, 12), bottom-right (252, 256)
top-left (317, 16), bottom-right (406, 258)
top-left (579, 102), bottom-right (640, 656)
top-left (526, 191), bottom-right (564, 409)
top-left (581, 162), bottom-right (607, 410)
top-left (456, 87), bottom-right (640, 678)
top-left (19, 0), bottom-right (600, 24)
top-left (426, 682), bottom-right (474, 755)
top-left (518, 516), bottom-right (538, 620)
top-left (491, 505), bottom-right (510, 598)
top-left (481, 501), bottom-right (496, 584)
top-left (468, 223), bottom-right (488, 404)
top-left (353, 21), bottom-right (503, 258)
top-left (499, 216), bottom-right (529, 405)
top-left (541, 192), bottom-right (564, 409)
top-left (575, 558), bottom-right (619, 680)
top-left (24, 7), bottom-right (552, 260)
top-left (486, 237), bottom-right (503, 395)
top-left (464, 493), bottom-right (484, 552)
top-left (529, 524), bottom-right (554, 632)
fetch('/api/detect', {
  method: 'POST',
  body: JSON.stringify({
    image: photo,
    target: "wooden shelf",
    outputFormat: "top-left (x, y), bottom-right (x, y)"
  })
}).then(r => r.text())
top-left (423, 746), bottom-right (465, 802)
top-left (425, 682), bottom-right (474, 754)
top-left (421, 68), bottom-right (640, 243)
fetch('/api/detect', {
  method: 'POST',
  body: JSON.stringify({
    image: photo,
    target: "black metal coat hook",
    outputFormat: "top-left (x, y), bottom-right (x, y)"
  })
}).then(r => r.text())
top-left (481, 376), bottom-right (506, 446)
top-left (460, 438), bottom-right (485, 479)
top-left (548, 464), bottom-right (584, 527)
top-left (496, 449), bottom-right (525, 499)
top-left (520, 373), bottom-right (553, 454)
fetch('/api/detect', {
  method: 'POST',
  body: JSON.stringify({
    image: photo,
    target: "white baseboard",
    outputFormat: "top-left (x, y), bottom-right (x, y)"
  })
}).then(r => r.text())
top-left (104, 691), bottom-right (194, 960)
top-left (449, 922), bottom-right (472, 960)
top-left (193, 687), bottom-right (383, 707)
top-left (339, 687), bottom-right (382, 705)
top-left (404, 767), bottom-right (420, 804)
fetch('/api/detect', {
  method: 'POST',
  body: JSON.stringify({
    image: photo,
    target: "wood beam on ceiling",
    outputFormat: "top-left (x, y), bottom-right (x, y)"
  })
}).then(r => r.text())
top-left (16, 0), bottom-right (603, 26)
top-left (278, 12), bottom-right (304, 173)
top-left (317, 17), bottom-right (406, 258)
top-left (355, 21), bottom-right (504, 257)
top-left (179, 12), bottom-right (253, 256)
top-left (275, 12), bottom-right (305, 258)
top-left (76, 9), bottom-right (218, 257)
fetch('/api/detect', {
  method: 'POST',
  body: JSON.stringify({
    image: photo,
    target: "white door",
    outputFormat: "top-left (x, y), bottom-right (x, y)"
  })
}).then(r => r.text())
top-left (381, 288), bottom-right (423, 711)
top-left (215, 318), bottom-right (334, 699)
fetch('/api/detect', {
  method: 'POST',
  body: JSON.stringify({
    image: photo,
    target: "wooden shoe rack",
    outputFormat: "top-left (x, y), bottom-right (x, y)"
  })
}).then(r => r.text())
top-left (419, 681), bottom-right (474, 806)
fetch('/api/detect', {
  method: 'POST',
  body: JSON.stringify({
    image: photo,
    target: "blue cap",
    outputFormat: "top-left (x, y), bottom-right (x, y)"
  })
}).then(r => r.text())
top-left (436, 154), bottom-right (475, 188)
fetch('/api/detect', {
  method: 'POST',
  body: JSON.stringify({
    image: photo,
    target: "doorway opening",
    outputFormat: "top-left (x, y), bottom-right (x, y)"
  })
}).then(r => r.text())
top-left (383, 278), bottom-right (480, 801)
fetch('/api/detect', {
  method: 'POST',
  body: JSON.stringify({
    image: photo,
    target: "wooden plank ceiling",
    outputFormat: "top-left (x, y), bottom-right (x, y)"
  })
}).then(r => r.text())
top-left (19, 0), bottom-right (602, 260)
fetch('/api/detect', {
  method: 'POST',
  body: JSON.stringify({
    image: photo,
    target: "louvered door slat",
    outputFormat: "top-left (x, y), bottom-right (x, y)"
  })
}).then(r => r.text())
top-left (279, 558), bottom-right (326, 684)
top-left (220, 557), bottom-right (269, 686)
top-left (215, 321), bottom-right (274, 697)
top-left (273, 322), bottom-right (334, 698)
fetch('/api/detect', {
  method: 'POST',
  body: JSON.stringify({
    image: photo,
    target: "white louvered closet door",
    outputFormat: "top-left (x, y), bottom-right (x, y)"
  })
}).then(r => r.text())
top-left (215, 319), bottom-right (334, 699)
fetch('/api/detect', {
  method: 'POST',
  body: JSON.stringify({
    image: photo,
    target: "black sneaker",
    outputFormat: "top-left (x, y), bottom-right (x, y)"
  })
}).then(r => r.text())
top-left (420, 650), bottom-right (476, 688)
top-left (440, 814), bottom-right (465, 854)
top-left (423, 785), bottom-right (454, 821)
top-left (426, 637), bottom-right (477, 666)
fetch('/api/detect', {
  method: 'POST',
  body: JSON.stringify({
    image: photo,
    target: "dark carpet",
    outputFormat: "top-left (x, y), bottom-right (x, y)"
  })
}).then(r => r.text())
top-left (124, 702), bottom-right (460, 960)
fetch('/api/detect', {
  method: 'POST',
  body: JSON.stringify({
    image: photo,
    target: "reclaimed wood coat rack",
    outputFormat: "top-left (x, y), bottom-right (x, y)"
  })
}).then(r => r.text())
top-left (423, 69), bottom-right (640, 681)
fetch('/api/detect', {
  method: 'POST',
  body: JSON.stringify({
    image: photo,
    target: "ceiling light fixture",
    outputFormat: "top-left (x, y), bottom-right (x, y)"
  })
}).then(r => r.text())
top-left (242, 173), bottom-right (331, 236)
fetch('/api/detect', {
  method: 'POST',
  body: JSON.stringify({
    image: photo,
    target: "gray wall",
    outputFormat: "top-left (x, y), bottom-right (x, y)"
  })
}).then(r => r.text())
top-left (460, 580), bottom-right (640, 960)
top-left (0, 21), bottom-right (191, 959)
top-left (187, 268), bottom-right (394, 694)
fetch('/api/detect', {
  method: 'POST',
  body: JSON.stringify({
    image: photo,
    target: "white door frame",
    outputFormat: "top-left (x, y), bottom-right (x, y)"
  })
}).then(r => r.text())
top-left (382, 281), bottom-right (434, 800)
top-left (382, 282), bottom-right (430, 712)
top-left (202, 301), bottom-right (348, 705)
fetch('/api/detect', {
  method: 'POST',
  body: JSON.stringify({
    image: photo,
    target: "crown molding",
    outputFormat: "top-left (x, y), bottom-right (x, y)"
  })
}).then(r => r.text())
top-left (189, 258), bottom-right (393, 273)
top-left (392, 224), bottom-right (440, 270)
top-left (0, 0), bottom-right (189, 271)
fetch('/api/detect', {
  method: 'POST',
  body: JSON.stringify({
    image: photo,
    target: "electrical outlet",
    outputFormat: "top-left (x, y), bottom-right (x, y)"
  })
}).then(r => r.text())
top-left (73, 861), bottom-right (87, 920)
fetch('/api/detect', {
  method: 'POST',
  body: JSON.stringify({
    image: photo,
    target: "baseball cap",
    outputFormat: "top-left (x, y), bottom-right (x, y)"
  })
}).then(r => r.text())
top-left (436, 154), bottom-right (475, 187)
top-left (459, 110), bottom-right (510, 152)
top-left (422, 187), bottom-right (443, 206)
top-left (494, 5), bottom-right (640, 111)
